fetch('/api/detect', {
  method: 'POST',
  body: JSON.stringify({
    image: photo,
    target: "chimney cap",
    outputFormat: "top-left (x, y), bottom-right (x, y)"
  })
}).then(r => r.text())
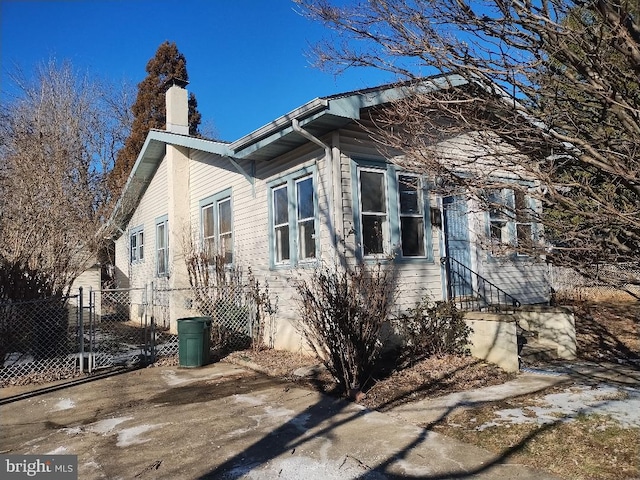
top-left (163, 77), bottom-right (189, 91)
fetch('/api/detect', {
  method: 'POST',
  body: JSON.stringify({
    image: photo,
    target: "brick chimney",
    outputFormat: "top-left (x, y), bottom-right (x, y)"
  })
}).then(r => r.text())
top-left (165, 78), bottom-right (189, 135)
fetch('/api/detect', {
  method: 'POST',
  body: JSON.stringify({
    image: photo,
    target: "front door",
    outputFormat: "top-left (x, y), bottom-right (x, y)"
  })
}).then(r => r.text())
top-left (442, 196), bottom-right (473, 297)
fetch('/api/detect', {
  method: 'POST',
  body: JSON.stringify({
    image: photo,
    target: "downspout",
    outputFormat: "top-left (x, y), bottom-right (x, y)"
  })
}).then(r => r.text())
top-left (291, 119), bottom-right (338, 268)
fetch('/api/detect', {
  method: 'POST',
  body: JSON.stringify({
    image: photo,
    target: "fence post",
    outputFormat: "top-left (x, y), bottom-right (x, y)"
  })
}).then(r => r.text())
top-left (87, 288), bottom-right (94, 373)
top-left (78, 286), bottom-right (84, 372)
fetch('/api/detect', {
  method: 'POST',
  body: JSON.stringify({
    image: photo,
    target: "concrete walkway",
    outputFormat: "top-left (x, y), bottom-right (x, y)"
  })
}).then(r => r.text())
top-left (1, 362), bottom-right (562, 480)
top-left (386, 372), bottom-right (568, 427)
top-left (386, 359), bottom-right (640, 427)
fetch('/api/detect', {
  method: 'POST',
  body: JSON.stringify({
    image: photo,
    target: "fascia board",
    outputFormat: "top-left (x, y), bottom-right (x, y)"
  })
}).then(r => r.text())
top-left (105, 131), bottom-right (232, 239)
top-left (230, 98), bottom-right (329, 152)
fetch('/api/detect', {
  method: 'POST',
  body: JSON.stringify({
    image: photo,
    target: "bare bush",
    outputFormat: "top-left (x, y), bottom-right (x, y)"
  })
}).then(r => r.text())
top-left (394, 298), bottom-right (471, 367)
top-left (295, 262), bottom-right (397, 396)
top-left (184, 239), bottom-right (276, 351)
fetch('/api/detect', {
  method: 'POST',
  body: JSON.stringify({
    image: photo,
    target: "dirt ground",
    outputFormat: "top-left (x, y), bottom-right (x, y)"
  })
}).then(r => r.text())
top-left (225, 349), bottom-right (514, 411)
top-left (226, 299), bottom-right (639, 408)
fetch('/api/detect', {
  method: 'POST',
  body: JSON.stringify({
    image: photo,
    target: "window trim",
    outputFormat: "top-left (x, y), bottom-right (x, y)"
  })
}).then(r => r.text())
top-left (155, 215), bottom-right (169, 277)
top-left (484, 186), bottom-right (537, 259)
top-left (199, 188), bottom-right (234, 265)
top-left (129, 225), bottom-right (144, 264)
top-left (267, 166), bottom-right (318, 269)
top-left (350, 158), bottom-right (434, 263)
top-left (358, 166), bottom-right (390, 258)
top-left (396, 172), bottom-right (432, 259)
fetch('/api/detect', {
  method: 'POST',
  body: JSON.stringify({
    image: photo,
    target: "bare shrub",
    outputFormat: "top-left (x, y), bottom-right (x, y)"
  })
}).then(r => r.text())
top-left (184, 239), bottom-right (276, 351)
top-left (295, 262), bottom-right (397, 396)
top-left (246, 267), bottom-right (278, 350)
top-left (395, 298), bottom-right (471, 367)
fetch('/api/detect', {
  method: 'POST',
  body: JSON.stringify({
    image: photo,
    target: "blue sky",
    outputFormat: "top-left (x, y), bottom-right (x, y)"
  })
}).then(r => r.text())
top-left (0, 0), bottom-right (394, 141)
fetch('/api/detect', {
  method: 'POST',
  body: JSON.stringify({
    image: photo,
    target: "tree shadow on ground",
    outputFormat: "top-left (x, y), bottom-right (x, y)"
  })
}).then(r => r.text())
top-left (569, 300), bottom-right (640, 364)
top-left (196, 366), bottom-right (563, 479)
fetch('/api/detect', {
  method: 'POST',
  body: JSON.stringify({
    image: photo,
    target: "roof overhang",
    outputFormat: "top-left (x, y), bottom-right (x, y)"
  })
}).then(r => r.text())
top-left (228, 73), bottom-right (469, 162)
top-left (105, 73), bottom-right (470, 238)
top-left (106, 131), bottom-right (232, 239)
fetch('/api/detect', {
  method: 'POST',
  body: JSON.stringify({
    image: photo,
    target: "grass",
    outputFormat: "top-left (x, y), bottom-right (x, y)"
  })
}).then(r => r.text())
top-left (434, 405), bottom-right (640, 480)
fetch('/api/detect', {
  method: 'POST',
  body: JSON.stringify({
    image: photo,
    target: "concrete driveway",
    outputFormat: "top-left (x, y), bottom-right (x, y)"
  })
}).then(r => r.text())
top-left (0, 362), bottom-right (559, 479)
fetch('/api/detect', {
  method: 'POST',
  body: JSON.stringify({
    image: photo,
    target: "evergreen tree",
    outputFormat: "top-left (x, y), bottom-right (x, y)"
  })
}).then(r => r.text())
top-left (109, 41), bottom-right (201, 195)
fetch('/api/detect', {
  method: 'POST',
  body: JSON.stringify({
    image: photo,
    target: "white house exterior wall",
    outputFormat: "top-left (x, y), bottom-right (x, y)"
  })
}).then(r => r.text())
top-left (114, 156), bottom-right (169, 290)
top-left (337, 121), bottom-right (446, 312)
top-left (113, 111), bottom-right (549, 349)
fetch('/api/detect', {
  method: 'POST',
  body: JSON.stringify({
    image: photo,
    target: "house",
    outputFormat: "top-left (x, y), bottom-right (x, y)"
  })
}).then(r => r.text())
top-left (107, 75), bottom-right (552, 354)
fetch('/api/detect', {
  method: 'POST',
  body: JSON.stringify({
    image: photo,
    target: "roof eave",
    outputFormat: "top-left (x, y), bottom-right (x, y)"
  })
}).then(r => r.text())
top-left (106, 131), bottom-right (232, 239)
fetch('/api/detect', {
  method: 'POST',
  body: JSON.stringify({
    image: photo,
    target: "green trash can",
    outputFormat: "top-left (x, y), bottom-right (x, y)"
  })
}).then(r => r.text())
top-left (177, 317), bottom-right (212, 368)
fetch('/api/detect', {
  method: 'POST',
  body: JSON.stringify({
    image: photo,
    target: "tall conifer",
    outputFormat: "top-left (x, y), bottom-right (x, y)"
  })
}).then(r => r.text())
top-left (109, 41), bottom-right (201, 195)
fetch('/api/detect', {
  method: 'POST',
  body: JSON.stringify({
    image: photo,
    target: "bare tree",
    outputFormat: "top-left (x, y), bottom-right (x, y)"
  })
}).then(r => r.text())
top-left (296, 0), bottom-right (640, 279)
top-left (0, 60), bottom-right (128, 300)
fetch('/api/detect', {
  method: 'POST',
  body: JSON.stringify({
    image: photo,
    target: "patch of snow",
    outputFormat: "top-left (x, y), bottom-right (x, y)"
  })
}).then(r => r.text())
top-left (4, 352), bottom-right (34, 367)
top-left (290, 413), bottom-right (311, 431)
top-left (249, 406), bottom-right (295, 428)
top-left (88, 416), bottom-right (133, 434)
top-left (224, 456), bottom-right (388, 480)
top-left (162, 370), bottom-right (241, 387)
top-left (478, 383), bottom-right (640, 430)
top-left (234, 394), bottom-right (265, 406)
top-left (116, 423), bottom-right (167, 447)
top-left (46, 446), bottom-right (68, 454)
top-left (161, 370), bottom-right (189, 386)
top-left (53, 398), bottom-right (75, 411)
top-left (395, 459), bottom-right (433, 477)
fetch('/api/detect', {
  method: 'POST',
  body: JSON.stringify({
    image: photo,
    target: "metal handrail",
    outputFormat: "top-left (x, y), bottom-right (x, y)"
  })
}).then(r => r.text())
top-left (440, 256), bottom-right (521, 312)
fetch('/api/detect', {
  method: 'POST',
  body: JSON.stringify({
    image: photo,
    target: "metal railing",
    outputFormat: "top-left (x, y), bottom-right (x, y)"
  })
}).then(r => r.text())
top-left (441, 256), bottom-right (521, 312)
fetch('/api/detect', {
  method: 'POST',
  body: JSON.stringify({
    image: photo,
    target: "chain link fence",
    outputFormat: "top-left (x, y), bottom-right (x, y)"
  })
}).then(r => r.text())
top-left (90, 288), bottom-right (151, 369)
top-left (1, 296), bottom-right (80, 386)
top-left (155, 285), bottom-right (258, 353)
top-left (1, 282), bottom-right (262, 388)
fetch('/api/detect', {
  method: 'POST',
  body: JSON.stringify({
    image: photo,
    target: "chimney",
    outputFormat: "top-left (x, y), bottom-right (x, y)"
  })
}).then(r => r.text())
top-left (165, 77), bottom-right (189, 135)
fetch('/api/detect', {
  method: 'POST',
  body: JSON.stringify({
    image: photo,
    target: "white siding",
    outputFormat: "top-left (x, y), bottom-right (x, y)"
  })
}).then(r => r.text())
top-left (338, 121), bottom-right (445, 311)
top-left (114, 116), bottom-right (550, 350)
top-left (114, 157), bottom-right (169, 289)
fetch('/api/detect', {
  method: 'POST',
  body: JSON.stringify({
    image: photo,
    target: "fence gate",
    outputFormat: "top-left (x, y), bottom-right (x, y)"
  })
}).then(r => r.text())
top-left (1, 283), bottom-right (259, 388)
top-left (87, 288), bottom-right (151, 370)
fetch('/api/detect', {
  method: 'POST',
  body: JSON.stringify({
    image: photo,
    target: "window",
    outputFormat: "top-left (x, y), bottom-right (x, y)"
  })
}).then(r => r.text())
top-left (486, 188), bottom-right (534, 256)
top-left (398, 174), bottom-right (425, 257)
top-left (273, 184), bottom-right (290, 263)
top-left (129, 226), bottom-right (144, 263)
top-left (352, 161), bottom-right (433, 261)
top-left (359, 169), bottom-right (388, 256)
top-left (201, 190), bottom-right (233, 264)
top-left (296, 176), bottom-right (315, 261)
top-left (156, 216), bottom-right (168, 276)
top-left (487, 189), bottom-right (509, 251)
top-left (269, 170), bottom-right (317, 267)
top-left (514, 190), bottom-right (533, 255)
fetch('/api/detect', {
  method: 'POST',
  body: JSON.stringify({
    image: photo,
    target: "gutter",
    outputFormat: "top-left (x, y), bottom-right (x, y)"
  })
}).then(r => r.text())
top-left (230, 98), bottom-right (329, 152)
top-left (291, 119), bottom-right (339, 268)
